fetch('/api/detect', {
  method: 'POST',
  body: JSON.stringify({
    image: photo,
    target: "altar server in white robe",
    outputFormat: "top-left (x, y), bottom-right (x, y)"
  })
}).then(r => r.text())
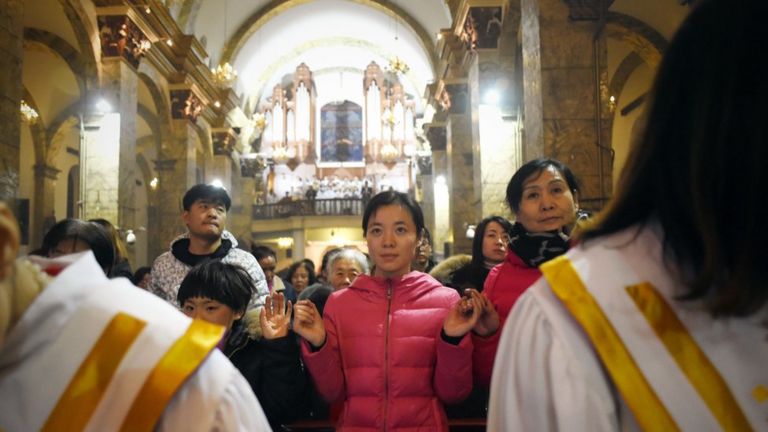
top-left (0, 204), bottom-right (271, 431)
top-left (488, 1), bottom-right (768, 430)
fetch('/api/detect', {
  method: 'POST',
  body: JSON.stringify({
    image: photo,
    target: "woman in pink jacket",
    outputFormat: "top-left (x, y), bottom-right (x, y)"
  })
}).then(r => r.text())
top-left (294, 190), bottom-right (481, 431)
top-left (470, 158), bottom-right (583, 388)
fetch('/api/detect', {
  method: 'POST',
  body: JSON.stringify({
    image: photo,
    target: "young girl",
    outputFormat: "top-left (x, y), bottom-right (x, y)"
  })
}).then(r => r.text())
top-left (293, 191), bottom-right (481, 430)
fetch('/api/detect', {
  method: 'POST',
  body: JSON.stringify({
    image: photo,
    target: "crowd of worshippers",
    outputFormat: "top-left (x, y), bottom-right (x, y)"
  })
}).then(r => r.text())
top-left (21, 156), bottom-right (584, 427)
top-left (2, 1), bottom-right (766, 429)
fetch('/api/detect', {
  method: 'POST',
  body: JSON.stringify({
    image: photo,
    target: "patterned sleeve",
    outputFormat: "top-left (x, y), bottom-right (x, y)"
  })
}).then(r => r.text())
top-left (242, 252), bottom-right (269, 309)
top-left (148, 255), bottom-right (170, 302)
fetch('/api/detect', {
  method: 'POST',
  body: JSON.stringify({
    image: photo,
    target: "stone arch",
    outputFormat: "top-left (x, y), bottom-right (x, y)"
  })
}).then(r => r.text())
top-left (244, 36), bottom-right (425, 111)
top-left (605, 12), bottom-right (668, 70)
top-left (176, 0), bottom-right (198, 33)
top-left (218, 0), bottom-right (439, 74)
top-left (193, 121), bottom-right (213, 158)
top-left (44, 102), bottom-right (81, 167)
top-left (135, 151), bottom-right (155, 201)
top-left (136, 70), bottom-right (173, 155)
top-left (608, 51), bottom-right (645, 102)
top-left (56, 0), bottom-right (100, 88)
top-left (137, 103), bottom-right (163, 152)
top-left (23, 28), bottom-right (88, 96)
top-left (21, 88), bottom-right (48, 168)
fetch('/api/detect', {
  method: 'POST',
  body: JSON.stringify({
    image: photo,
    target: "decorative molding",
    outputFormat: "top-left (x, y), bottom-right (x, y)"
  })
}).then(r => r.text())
top-left (170, 89), bottom-right (203, 122)
top-left (153, 158), bottom-right (178, 171)
top-left (33, 164), bottom-right (61, 180)
top-left (96, 14), bottom-right (152, 69)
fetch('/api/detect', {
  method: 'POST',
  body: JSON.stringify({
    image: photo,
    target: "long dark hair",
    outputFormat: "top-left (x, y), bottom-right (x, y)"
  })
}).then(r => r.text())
top-left (471, 216), bottom-right (512, 268)
top-left (581, 0), bottom-right (768, 317)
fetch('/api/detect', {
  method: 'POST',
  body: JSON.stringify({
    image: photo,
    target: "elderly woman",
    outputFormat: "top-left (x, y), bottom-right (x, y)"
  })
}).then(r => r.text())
top-left (300, 248), bottom-right (370, 316)
top-left (327, 248), bottom-right (369, 291)
top-left (471, 158), bottom-right (582, 388)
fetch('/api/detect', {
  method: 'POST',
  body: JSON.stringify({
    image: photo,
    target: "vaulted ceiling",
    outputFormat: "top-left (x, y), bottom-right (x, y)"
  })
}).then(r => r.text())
top-left (169, 0), bottom-right (452, 115)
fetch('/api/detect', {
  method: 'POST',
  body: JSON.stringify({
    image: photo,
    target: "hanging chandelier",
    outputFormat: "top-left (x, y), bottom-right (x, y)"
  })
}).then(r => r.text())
top-left (272, 146), bottom-right (290, 164)
top-left (211, 62), bottom-right (238, 88)
top-left (252, 112), bottom-right (267, 132)
top-left (20, 100), bottom-right (39, 123)
top-left (387, 56), bottom-right (410, 75)
top-left (380, 143), bottom-right (399, 164)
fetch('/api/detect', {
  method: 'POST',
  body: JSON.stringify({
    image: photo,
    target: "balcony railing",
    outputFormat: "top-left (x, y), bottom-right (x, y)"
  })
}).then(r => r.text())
top-left (253, 198), bottom-right (365, 220)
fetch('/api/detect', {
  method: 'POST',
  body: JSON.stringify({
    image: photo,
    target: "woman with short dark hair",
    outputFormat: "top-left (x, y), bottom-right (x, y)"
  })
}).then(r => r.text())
top-left (41, 218), bottom-right (115, 275)
top-left (470, 157), bottom-right (582, 388)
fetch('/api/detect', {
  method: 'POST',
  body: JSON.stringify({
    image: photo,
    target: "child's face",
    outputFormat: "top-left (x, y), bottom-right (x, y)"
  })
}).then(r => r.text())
top-left (181, 297), bottom-right (242, 330)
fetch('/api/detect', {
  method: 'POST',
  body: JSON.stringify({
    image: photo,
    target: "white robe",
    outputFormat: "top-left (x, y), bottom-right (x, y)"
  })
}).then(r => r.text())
top-left (488, 225), bottom-right (768, 431)
top-left (0, 252), bottom-right (271, 431)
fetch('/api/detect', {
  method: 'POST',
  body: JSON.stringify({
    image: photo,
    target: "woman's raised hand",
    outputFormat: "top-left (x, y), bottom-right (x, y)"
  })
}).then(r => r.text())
top-left (260, 292), bottom-right (292, 340)
top-left (466, 288), bottom-right (500, 337)
top-left (293, 299), bottom-right (326, 348)
top-left (443, 291), bottom-right (482, 338)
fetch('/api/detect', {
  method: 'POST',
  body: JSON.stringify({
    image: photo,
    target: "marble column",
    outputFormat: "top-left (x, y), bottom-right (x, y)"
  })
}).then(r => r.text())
top-left (151, 119), bottom-right (199, 254)
top-left (0, 0), bottom-right (23, 204)
top-left (447, 98), bottom-right (477, 255)
top-left (291, 228), bottom-right (305, 260)
top-left (426, 125), bottom-right (450, 259)
top-left (101, 58), bottom-right (139, 232)
top-left (520, 0), bottom-right (612, 201)
top-left (230, 175), bottom-right (256, 243)
top-left (469, 10), bottom-right (523, 218)
top-left (31, 163), bottom-right (59, 248)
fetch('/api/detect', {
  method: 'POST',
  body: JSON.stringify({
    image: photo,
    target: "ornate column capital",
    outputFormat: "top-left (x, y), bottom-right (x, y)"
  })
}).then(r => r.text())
top-left (33, 164), bottom-right (60, 180)
top-left (153, 158), bottom-right (177, 172)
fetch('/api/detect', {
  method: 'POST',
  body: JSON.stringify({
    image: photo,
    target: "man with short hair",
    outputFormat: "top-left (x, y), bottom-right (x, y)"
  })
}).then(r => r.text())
top-left (149, 184), bottom-right (268, 309)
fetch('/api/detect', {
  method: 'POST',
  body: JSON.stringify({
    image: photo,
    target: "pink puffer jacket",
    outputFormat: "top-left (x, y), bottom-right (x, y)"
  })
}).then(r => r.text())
top-left (301, 271), bottom-right (473, 431)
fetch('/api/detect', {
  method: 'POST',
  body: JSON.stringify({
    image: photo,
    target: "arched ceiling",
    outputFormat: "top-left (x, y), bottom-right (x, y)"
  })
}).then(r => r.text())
top-left (186, 0), bottom-right (451, 115)
top-left (610, 0), bottom-right (690, 41)
top-left (22, 43), bottom-right (80, 125)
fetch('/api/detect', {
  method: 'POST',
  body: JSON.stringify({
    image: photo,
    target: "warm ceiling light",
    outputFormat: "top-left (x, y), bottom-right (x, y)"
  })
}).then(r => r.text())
top-left (277, 237), bottom-right (294, 249)
top-left (252, 112), bottom-right (266, 132)
top-left (166, 39), bottom-right (174, 47)
top-left (20, 100), bottom-right (39, 123)
top-left (95, 98), bottom-right (112, 113)
top-left (272, 146), bottom-right (290, 164)
top-left (386, 56), bottom-right (410, 75)
top-left (211, 62), bottom-right (238, 88)
top-left (380, 143), bottom-right (399, 164)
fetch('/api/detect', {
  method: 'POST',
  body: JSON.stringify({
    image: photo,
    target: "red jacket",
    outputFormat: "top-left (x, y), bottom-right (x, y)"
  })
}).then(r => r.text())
top-left (472, 250), bottom-right (543, 388)
top-left (301, 271), bottom-right (473, 431)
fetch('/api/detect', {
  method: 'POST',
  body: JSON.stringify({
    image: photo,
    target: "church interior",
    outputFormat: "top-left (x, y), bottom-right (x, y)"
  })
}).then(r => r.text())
top-left (0, 0), bottom-right (693, 270)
